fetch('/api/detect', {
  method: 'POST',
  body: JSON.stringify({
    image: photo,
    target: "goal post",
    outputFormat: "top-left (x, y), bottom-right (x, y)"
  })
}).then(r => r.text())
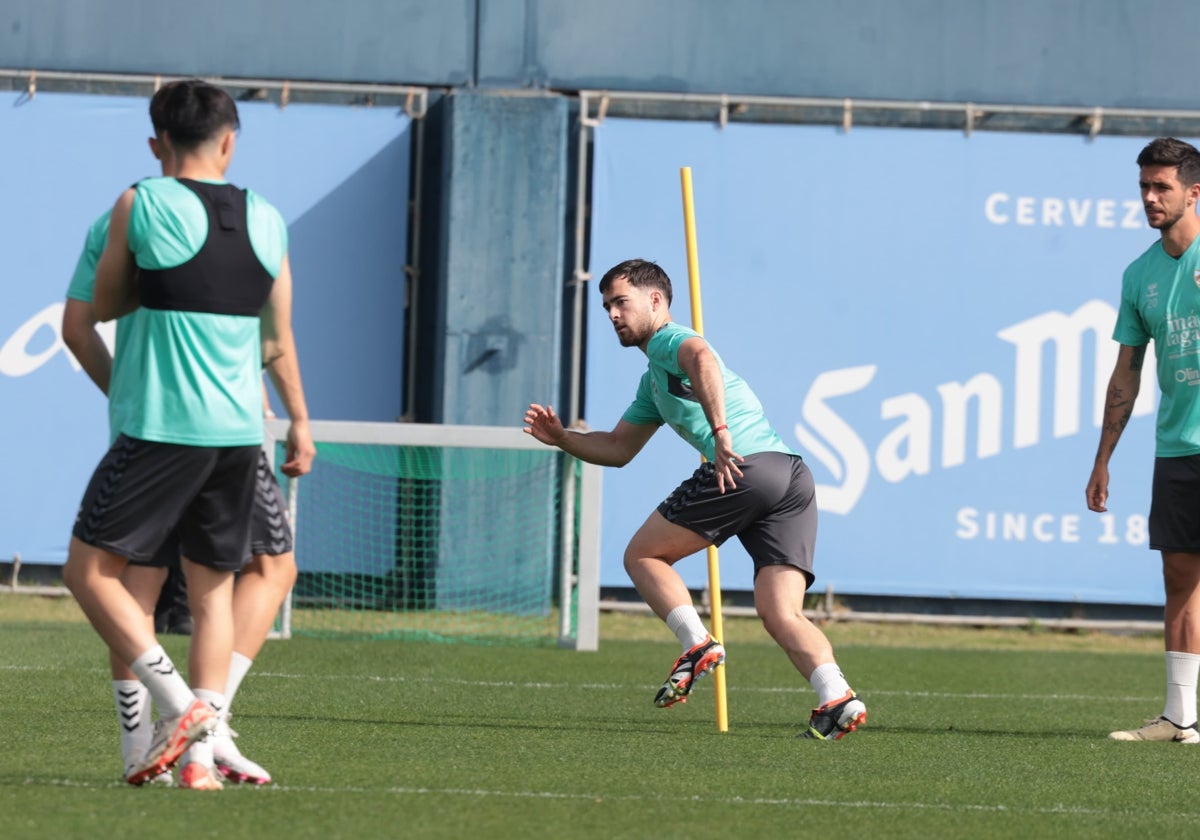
top-left (263, 419), bottom-right (601, 650)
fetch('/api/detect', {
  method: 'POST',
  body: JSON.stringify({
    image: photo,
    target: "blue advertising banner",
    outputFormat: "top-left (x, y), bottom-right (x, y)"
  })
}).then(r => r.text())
top-left (0, 91), bottom-right (410, 566)
top-left (588, 119), bottom-right (1168, 604)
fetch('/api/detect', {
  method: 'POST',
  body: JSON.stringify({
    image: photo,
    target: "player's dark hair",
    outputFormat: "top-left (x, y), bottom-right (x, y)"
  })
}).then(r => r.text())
top-left (598, 259), bottom-right (673, 306)
top-left (149, 79), bottom-right (240, 151)
top-left (1137, 137), bottom-right (1200, 186)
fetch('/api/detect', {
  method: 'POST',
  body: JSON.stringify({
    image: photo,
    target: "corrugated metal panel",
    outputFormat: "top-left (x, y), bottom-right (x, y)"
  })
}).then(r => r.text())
top-left (7, 0), bottom-right (1199, 114)
top-left (479, 0), bottom-right (1199, 111)
top-left (0, 0), bottom-right (473, 86)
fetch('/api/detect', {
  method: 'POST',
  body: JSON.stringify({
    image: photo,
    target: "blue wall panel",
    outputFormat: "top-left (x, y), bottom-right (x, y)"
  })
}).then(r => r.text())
top-left (0, 91), bottom-right (410, 565)
top-left (587, 117), bottom-right (1170, 605)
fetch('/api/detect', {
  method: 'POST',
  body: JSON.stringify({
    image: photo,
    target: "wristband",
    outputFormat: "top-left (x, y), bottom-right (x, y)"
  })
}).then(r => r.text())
top-left (712, 424), bottom-right (728, 434)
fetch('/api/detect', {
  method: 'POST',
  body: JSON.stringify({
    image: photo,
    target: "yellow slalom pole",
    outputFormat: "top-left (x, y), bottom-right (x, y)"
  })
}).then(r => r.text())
top-left (680, 166), bottom-right (729, 733)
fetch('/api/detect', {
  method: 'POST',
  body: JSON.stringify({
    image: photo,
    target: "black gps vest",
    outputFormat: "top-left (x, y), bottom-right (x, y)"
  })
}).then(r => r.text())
top-left (137, 178), bottom-right (275, 317)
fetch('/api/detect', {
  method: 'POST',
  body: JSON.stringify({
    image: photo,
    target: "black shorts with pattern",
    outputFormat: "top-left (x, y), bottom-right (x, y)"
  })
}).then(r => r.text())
top-left (657, 451), bottom-right (817, 586)
top-left (72, 435), bottom-right (260, 571)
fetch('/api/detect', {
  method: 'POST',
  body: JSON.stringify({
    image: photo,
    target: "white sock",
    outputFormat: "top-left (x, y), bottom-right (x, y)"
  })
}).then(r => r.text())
top-left (113, 680), bottom-right (151, 769)
top-left (809, 662), bottom-right (852, 706)
top-left (182, 736), bottom-right (213, 768)
top-left (129, 646), bottom-right (193, 718)
top-left (224, 652), bottom-right (253, 707)
top-left (183, 688), bottom-right (228, 767)
top-left (195, 688), bottom-right (228, 721)
top-left (1163, 651), bottom-right (1200, 726)
top-left (665, 605), bottom-right (709, 651)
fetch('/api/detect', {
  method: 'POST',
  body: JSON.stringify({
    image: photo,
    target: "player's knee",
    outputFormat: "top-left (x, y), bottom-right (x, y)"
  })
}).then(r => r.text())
top-left (621, 551), bottom-right (642, 576)
top-left (62, 541), bottom-right (100, 595)
top-left (249, 551), bottom-right (298, 589)
top-left (755, 602), bottom-right (781, 636)
top-left (756, 600), bottom-right (805, 638)
top-left (269, 554), bottom-right (298, 590)
top-left (1163, 554), bottom-right (1200, 599)
top-left (622, 546), bottom-right (666, 575)
top-left (62, 557), bottom-right (84, 596)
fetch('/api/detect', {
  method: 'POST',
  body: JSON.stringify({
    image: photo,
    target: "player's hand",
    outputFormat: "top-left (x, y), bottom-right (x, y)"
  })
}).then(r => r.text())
top-left (712, 428), bottom-right (744, 494)
top-left (282, 419), bottom-right (316, 477)
top-left (1085, 463), bottom-right (1109, 513)
top-left (524, 403), bottom-right (566, 447)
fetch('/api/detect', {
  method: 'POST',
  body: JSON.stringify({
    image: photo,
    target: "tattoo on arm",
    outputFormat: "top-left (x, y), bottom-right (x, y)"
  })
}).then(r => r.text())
top-left (1102, 386), bottom-right (1135, 436)
top-left (1128, 345), bottom-right (1146, 372)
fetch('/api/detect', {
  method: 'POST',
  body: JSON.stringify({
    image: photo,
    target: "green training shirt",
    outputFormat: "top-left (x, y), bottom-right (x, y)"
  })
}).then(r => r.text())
top-left (112, 177), bottom-right (286, 446)
top-left (1114, 234), bottom-right (1200, 457)
top-left (620, 321), bottom-right (797, 461)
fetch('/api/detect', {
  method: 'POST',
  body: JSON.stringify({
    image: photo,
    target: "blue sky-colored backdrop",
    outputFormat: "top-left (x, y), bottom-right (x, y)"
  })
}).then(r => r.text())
top-left (0, 92), bottom-right (410, 565)
top-left (588, 119), bottom-right (1170, 604)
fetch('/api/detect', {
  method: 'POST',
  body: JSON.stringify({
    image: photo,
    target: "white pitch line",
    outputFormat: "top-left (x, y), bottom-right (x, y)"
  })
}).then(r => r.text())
top-left (0, 663), bottom-right (1158, 703)
top-left (222, 671), bottom-right (1167, 703)
top-left (25, 777), bottom-right (1200, 820)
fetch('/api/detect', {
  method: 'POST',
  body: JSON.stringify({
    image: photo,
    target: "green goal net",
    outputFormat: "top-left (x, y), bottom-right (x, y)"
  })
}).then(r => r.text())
top-left (265, 420), bottom-right (600, 648)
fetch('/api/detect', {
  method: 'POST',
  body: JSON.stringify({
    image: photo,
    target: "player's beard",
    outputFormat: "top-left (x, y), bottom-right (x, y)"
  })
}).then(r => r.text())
top-left (1147, 202), bottom-right (1186, 231)
top-left (615, 326), bottom-right (642, 347)
top-left (613, 316), bottom-right (649, 347)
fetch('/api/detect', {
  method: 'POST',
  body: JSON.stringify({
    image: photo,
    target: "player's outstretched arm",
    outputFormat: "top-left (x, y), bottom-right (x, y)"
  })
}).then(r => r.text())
top-left (1086, 343), bottom-right (1144, 513)
top-left (524, 403), bottom-right (656, 467)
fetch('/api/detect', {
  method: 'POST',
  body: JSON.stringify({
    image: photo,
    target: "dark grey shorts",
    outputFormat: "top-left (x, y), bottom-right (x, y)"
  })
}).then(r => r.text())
top-left (248, 448), bottom-right (294, 557)
top-left (1150, 454), bottom-right (1200, 552)
top-left (73, 435), bottom-right (260, 571)
top-left (138, 449), bottom-right (294, 568)
top-left (656, 451), bottom-right (816, 585)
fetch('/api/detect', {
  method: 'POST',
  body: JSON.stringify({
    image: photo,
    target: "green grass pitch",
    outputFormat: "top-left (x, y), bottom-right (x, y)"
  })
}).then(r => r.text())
top-left (2, 595), bottom-right (1197, 839)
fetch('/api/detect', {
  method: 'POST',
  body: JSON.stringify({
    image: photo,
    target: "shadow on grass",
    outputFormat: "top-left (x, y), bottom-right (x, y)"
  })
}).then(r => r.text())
top-left (255, 709), bottom-right (1093, 740)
